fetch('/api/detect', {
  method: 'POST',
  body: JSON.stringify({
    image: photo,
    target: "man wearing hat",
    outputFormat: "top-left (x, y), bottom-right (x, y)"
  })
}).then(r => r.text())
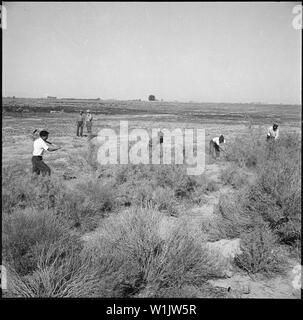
top-left (267, 123), bottom-right (279, 141)
top-left (86, 110), bottom-right (93, 134)
top-left (32, 130), bottom-right (61, 176)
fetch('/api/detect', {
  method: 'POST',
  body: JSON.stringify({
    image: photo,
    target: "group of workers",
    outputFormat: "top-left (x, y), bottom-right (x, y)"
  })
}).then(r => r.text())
top-left (209, 123), bottom-right (279, 158)
top-left (76, 110), bottom-right (93, 137)
top-left (31, 110), bottom-right (93, 176)
top-left (31, 118), bottom-right (279, 176)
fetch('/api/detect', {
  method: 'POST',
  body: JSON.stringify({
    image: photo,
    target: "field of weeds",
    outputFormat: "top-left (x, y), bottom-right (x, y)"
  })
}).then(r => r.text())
top-left (2, 100), bottom-right (301, 298)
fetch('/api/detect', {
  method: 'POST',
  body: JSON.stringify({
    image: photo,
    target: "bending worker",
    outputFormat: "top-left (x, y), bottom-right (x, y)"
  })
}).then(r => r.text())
top-left (267, 123), bottom-right (279, 141)
top-left (209, 134), bottom-right (225, 159)
top-left (32, 130), bottom-right (61, 176)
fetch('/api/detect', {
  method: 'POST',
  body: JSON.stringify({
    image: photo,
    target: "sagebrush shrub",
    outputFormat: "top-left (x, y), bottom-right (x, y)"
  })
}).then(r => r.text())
top-left (214, 192), bottom-right (265, 240)
top-left (2, 207), bottom-right (99, 297)
top-left (224, 130), bottom-right (265, 168)
top-left (67, 141), bottom-right (99, 173)
top-left (2, 163), bottom-right (116, 232)
top-left (2, 167), bottom-right (64, 214)
top-left (235, 226), bottom-right (286, 275)
top-left (2, 208), bottom-right (81, 276)
top-left (7, 246), bottom-right (99, 297)
top-left (246, 152), bottom-right (301, 245)
top-left (223, 131), bottom-right (301, 248)
top-left (221, 164), bottom-right (249, 189)
top-left (151, 186), bottom-right (178, 212)
top-left (84, 208), bottom-right (225, 297)
top-left (59, 178), bottom-right (116, 231)
top-left (113, 163), bottom-right (202, 209)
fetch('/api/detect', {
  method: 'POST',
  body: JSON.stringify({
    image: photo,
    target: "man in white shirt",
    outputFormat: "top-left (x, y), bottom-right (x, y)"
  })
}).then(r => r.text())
top-left (267, 123), bottom-right (279, 141)
top-left (209, 135), bottom-right (225, 159)
top-left (32, 130), bottom-right (61, 176)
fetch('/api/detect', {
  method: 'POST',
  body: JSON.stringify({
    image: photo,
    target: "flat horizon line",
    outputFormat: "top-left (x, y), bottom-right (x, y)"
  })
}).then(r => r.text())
top-left (2, 96), bottom-right (301, 106)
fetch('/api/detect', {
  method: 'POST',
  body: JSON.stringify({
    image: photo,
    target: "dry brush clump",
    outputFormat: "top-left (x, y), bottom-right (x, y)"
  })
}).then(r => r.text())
top-left (224, 130), bottom-right (266, 168)
top-left (6, 246), bottom-right (99, 298)
top-left (116, 182), bottom-right (179, 215)
top-left (2, 208), bottom-right (81, 276)
top-left (62, 177), bottom-right (116, 231)
top-left (2, 165), bottom-right (65, 214)
top-left (71, 141), bottom-right (205, 201)
top-left (220, 164), bottom-right (251, 189)
top-left (246, 158), bottom-right (301, 247)
top-left (224, 130), bottom-right (300, 169)
top-left (66, 141), bottom-right (207, 213)
top-left (212, 192), bottom-right (265, 240)
top-left (67, 140), bottom-right (99, 174)
top-left (2, 208), bottom-right (99, 297)
top-left (66, 140), bottom-right (217, 218)
top-left (215, 131), bottom-right (301, 274)
top-left (234, 226), bottom-right (287, 276)
top-left (2, 163), bottom-right (117, 232)
top-left (221, 132), bottom-right (301, 247)
top-left (83, 208), bottom-right (226, 298)
top-left (110, 163), bottom-right (206, 215)
top-left (56, 177), bottom-right (116, 232)
top-left (212, 192), bottom-right (289, 276)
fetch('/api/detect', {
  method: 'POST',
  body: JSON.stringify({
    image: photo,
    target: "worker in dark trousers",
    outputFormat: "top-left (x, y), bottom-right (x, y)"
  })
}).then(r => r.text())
top-left (32, 130), bottom-right (61, 176)
top-left (209, 135), bottom-right (225, 159)
top-left (266, 123), bottom-right (279, 155)
top-left (76, 110), bottom-right (85, 137)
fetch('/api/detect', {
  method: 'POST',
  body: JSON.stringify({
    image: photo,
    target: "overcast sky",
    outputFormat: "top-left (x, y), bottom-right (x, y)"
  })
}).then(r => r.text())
top-left (2, 2), bottom-right (302, 104)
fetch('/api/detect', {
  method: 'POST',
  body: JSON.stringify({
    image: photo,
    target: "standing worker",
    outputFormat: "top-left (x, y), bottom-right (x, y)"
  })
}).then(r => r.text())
top-left (209, 134), bottom-right (225, 159)
top-left (76, 110), bottom-right (85, 137)
top-left (32, 130), bottom-right (61, 176)
top-left (267, 123), bottom-right (279, 141)
top-left (86, 110), bottom-right (93, 135)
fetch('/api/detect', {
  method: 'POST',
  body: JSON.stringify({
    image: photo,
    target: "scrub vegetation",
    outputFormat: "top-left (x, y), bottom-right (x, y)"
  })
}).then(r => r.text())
top-left (2, 100), bottom-right (301, 298)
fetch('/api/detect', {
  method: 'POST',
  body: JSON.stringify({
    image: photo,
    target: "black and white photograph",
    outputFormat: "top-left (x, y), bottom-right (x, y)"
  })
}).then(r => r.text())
top-left (1, 1), bottom-right (301, 305)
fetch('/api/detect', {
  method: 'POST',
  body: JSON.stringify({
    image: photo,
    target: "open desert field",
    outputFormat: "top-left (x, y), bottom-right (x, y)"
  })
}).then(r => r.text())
top-left (2, 99), bottom-right (301, 298)
top-left (2, 97), bottom-right (301, 155)
top-left (2, 2), bottom-right (302, 304)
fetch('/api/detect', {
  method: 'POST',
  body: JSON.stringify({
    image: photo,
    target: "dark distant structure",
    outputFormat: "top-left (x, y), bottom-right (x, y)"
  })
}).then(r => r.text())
top-left (148, 95), bottom-right (156, 101)
top-left (47, 96), bottom-right (57, 99)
